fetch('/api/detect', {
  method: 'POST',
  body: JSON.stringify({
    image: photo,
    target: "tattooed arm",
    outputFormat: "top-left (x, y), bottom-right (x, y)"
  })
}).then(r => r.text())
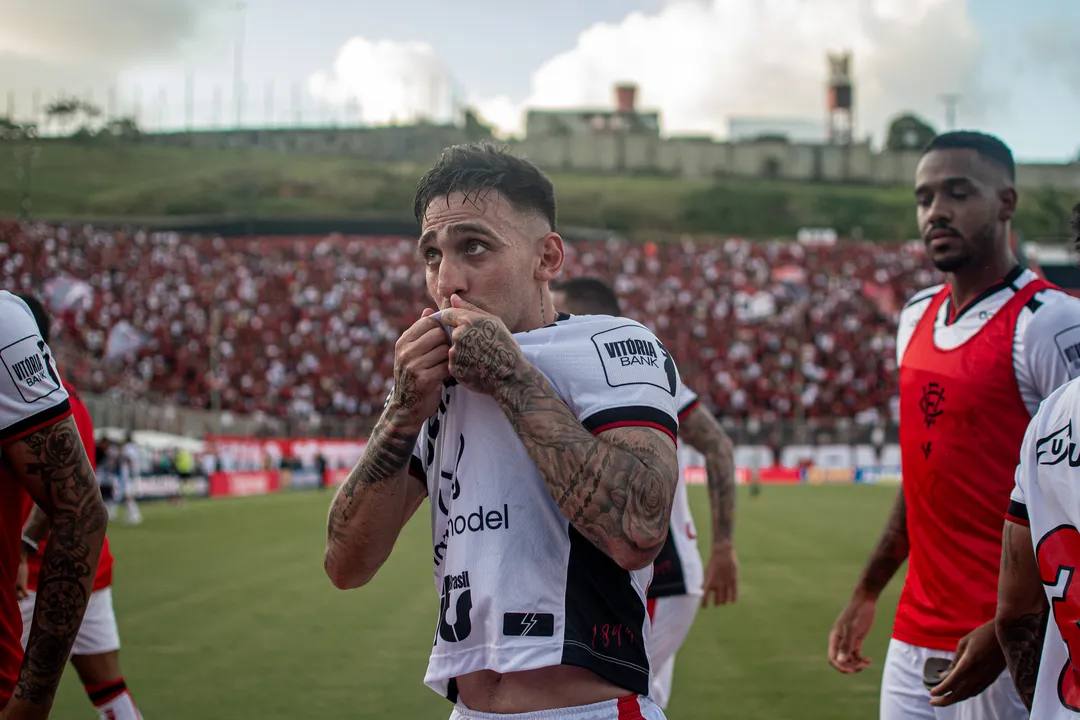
top-left (2, 416), bottom-right (107, 718)
top-left (995, 520), bottom-right (1048, 710)
top-left (678, 404), bottom-right (735, 545)
top-left (854, 489), bottom-right (909, 599)
top-left (501, 373), bottom-right (677, 571)
top-left (323, 409), bottom-right (428, 590)
top-left (324, 310), bottom-right (447, 590)
top-left (20, 504), bottom-right (50, 554)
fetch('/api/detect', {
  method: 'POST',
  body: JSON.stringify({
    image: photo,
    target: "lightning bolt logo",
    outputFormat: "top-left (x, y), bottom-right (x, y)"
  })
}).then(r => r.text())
top-left (521, 613), bottom-right (537, 636)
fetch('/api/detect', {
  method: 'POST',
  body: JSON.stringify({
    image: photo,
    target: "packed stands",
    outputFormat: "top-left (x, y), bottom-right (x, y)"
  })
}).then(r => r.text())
top-left (0, 221), bottom-right (942, 439)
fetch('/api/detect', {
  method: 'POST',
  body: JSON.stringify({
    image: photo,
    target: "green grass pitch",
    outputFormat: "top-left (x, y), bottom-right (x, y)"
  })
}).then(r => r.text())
top-left (47, 484), bottom-right (903, 719)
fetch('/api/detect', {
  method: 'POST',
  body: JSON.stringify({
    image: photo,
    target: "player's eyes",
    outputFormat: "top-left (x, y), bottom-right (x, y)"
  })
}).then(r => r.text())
top-left (423, 248), bottom-right (441, 265)
top-left (466, 240), bottom-right (487, 256)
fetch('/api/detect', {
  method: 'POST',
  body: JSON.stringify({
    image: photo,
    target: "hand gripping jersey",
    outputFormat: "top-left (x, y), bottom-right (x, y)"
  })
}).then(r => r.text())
top-left (648, 383), bottom-right (704, 599)
top-left (410, 313), bottom-right (681, 701)
top-left (1007, 377), bottom-right (1080, 718)
top-left (895, 268), bottom-right (1080, 651)
top-left (20, 381), bottom-right (114, 594)
top-left (0, 291), bottom-right (72, 708)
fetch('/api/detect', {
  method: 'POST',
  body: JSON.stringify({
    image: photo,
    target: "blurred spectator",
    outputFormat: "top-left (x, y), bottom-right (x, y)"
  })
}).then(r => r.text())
top-left (0, 221), bottom-right (941, 426)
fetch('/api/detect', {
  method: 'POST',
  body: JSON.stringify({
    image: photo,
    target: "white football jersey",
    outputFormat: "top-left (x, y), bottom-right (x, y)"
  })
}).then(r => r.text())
top-left (648, 382), bottom-right (704, 598)
top-left (897, 266), bottom-right (1080, 416)
top-left (1009, 376), bottom-right (1080, 717)
top-left (409, 313), bottom-right (681, 701)
top-left (0, 291), bottom-right (70, 447)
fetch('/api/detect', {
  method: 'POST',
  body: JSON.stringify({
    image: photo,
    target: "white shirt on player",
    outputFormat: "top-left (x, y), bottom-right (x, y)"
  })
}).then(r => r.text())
top-left (407, 312), bottom-right (681, 701)
top-left (0, 291), bottom-right (70, 446)
top-left (896, 266), bottom-right (1080, 416)
top-left (1008, 376), bottom-right (1080, 718)
top-left (649, 383), bottom-right (705, 599)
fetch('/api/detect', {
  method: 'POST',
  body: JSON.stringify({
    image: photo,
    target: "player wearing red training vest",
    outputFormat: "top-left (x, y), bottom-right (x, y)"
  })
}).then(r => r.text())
top-left (0, 290), bottom-right (108, 719)
top-left (14, 295), bottom-right (142, 720)
top-left (828, 132), bottom-right (1080, 720)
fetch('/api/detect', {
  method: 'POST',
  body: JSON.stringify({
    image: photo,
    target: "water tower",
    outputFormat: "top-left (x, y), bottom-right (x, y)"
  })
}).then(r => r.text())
top-left (826, 51), bottom-right (854, 144)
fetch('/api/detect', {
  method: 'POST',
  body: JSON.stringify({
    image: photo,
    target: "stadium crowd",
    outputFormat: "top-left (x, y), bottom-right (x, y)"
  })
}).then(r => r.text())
top-left (0, 221), bottom-right (940, 428)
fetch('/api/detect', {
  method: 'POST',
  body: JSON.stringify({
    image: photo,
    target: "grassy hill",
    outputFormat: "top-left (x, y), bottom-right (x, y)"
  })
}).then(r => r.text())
top-left (0, 140), bottom-right (1074, 240)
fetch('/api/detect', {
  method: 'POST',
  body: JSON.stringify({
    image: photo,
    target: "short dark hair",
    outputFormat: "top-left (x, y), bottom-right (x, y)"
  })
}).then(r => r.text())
top-left (922, 131), bottom-right (1016, 182)
top-left (413, 142), bottom-right (557, 230)
top-left (552, 277), bottom-right (621, 316)
top-left (16, 294), bottom-right (50, 343)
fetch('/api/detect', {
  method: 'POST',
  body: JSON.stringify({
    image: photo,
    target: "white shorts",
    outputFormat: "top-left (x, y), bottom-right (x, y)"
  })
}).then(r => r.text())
top-left (880, 638), bottom-right (1028, 720)
top-left (449, 695), bottom-right (665, 720)
top-left (20, 586), bottom-right (121, 657)
top-left (646, 594), bottom-right (700, 709)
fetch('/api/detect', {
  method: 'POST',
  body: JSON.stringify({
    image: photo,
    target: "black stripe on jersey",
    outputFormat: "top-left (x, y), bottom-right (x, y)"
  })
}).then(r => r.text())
top-left (1025, 294), bottom-right (1044, 314)
top-left (446, 678), bottom-right (459, 703)
top-left (582, 405), bottom-right (678, 442)
top-left (0, 398), bottom-right (71, 446)
top-left (944, 264), bottom-right (1025, 327)
top-left (560, 527), bottom-right (650, 695)
top-left (903, 286), bottom-right (942, 310)
top-left (543, 312), bottom-right (572, 329)
top-left (647, 529), bottom-right (688, 598)
top-left (1006, 500), bottom-right (1029, 526)
top-left (677, 398), bottom-right (700, 420)
top-left (409, 454), bottom-right (425, 482)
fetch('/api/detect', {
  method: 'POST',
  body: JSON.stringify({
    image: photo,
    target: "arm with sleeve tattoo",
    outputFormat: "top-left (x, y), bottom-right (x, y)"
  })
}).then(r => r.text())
top-left (2, 416), bottom-right (107, 717)
top-left (995, 520), bottom-right (1048, 710)
top-left (324, 405), bottom-right (428, 590)
top-left (854, 489), bottom-right (909, 599)
top-left (21, 504), bottom-right (50, 553)
top-left (678, 404), bottom-right (735, 544)
top-left (493, 365), bottom-right (678, 572)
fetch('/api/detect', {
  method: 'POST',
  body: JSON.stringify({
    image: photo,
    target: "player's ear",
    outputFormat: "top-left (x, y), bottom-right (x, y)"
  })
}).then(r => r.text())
top-left (534, 232), bottom-right (564, 282)
top-left (998, 187), bottom-right (1018, 222)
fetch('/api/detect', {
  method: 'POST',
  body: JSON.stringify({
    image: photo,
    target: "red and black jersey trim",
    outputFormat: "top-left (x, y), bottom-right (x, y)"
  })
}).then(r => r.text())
top-left (0, 399), bottom-right (71, 446)
top-left (677, 398), bottom-right (700, 421)
top-left (583, 406), bottom-right (678, 443)
top-left (1006, 499), bottom-right (1029, 527)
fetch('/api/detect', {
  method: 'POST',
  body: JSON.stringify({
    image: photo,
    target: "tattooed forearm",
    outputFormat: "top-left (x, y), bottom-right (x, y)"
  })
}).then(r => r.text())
top-left (493, 364), bottom-right (678, 570)
top-left (324, 404), bottom-right (422, 588)
top-left (855, 489), bottom-right (908, 598)
top-left (3, 416), bottom-right (106, 710)
top-left (998, 610), bottom-right (1048, 710)
top-left (679, 405), bottom-right (735, 544)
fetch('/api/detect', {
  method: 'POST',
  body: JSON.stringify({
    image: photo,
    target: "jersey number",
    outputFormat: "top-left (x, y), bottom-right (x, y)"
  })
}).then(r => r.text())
top-left (1037, 524), bottom-right (1080, 711)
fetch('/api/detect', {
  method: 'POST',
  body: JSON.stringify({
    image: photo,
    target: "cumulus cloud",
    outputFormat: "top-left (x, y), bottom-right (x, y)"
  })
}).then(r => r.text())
top-left (308, 38), bottom-right (456, 126)
top-left (0, 0), bottom-right (225, 65)
top-left (313, 0), bottom-right (989, 144)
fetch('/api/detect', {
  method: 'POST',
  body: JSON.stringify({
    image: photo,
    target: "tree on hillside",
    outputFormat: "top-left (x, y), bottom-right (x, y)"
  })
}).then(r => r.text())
top-left (462, 107), bottom-right (494, 141)
top-left (45, 96), bottom-right (102, 136)
top-left (0, 118), bottom-right (37, 141)
top-left (886, 113), bottom-right (937, 151)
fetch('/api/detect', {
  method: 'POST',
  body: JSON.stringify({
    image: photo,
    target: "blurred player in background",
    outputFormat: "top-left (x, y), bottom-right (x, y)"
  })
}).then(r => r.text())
top-left (994, 202), bottom-right (1080, 717)
top-left (326, 143), bottom-right (681, 719)
top-left (113, 433), bottom-right (142, 526)
top-left (14, 296), bottom-right (143, 720)
top-left (829, 132), bottom-right (1080, 719)
top-left (0, 290), bottom-right (108, 719)
top-left (551, 276), bottom-right (739, 710)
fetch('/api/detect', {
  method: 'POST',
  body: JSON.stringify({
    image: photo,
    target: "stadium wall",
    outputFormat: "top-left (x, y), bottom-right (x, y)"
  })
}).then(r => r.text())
top-left (139, 127), bottom-right (1080, 189)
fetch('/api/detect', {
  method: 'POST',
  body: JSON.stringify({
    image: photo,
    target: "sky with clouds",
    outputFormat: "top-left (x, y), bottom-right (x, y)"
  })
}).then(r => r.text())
top-left (1, 0), bottom-right (1077, 161)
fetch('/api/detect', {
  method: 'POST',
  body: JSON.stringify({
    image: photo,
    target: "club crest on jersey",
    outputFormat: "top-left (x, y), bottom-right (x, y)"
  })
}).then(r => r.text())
top-left (591, 324), bottom-right (678, 397)
top-left (919, 382), bottom-right (945, 428)
top-left (1036, 421), bottom-right (1080, 467)
top-left (1, 336), bottom-right (61, 403)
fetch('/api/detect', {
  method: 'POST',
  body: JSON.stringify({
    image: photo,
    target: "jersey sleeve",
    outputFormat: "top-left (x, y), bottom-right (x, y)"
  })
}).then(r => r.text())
top-left (0, 292), bottom-right (70, 446)
top-left (1006, 408), bottom-right (1042, 528)
top-left (676, 381), bottom-right (700, 421)
top-left (1020, 294), bottom-right (1080, 403)
top-left (549, 319), bottom-right (681, 442)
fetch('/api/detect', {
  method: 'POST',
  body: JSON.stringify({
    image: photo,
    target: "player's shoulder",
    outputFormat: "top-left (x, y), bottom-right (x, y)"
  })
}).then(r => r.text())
top-left (1018, 283), bottom-right (1080, 345)
top-left (902, 284), bottom-right (945, 311)
top-left (0, 290), bottom-right (35, 332)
